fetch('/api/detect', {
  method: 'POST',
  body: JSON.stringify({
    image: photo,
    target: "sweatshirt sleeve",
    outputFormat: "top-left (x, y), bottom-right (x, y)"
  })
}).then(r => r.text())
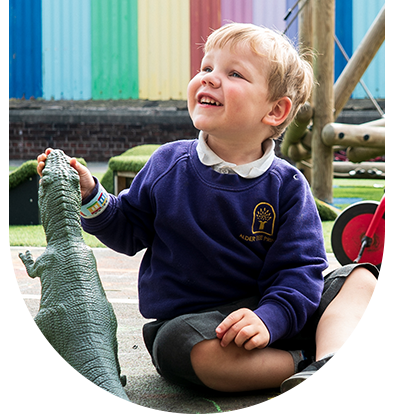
top-left (81, 159), bottom-right (158, 256)
top-left (81, 141), bottom-right (193, 256)
top-left (253, 167), bottom-right (328, 345)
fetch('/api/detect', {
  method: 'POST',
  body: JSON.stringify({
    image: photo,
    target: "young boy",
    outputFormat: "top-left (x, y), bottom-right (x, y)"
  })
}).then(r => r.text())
top-left (37, 23), bottom-right (378, 393)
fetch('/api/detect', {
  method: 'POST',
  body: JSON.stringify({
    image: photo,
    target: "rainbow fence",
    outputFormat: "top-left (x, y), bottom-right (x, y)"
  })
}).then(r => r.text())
top-left (9, 0), bottom-right (384, 101)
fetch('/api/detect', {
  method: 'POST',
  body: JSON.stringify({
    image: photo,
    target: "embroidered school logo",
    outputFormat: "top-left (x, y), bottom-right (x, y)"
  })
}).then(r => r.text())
top-left (251, 202), bottom-right (276, 236)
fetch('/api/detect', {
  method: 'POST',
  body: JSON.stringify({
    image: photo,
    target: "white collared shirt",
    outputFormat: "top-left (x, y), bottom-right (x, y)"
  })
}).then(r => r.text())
top-left (196, 131), bottom-right (275, 179)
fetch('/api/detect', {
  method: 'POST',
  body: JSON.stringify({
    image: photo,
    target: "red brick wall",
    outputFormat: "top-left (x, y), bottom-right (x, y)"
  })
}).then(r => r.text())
top-left (9, 121), bottom-right (198, 161)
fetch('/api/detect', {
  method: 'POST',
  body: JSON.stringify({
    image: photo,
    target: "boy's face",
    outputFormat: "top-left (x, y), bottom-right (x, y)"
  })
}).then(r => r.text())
top-left (187, 43), bottom-right (275, 144)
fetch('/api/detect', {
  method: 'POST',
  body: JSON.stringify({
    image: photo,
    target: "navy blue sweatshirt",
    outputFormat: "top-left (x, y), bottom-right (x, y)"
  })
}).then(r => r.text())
top-left (82, 140), bottom-right (328, 345)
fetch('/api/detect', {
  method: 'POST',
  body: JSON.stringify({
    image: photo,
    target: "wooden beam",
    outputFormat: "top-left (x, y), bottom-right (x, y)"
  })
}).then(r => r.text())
top-left (322, 123), bottom-right (385, 148)
top-left (288, 143), bottom-right (311, 162)
top-left (280, 102), bottom-right (313, 156)
top-left (362, 118), bottom-right (385, 127)
top-left (347, 146), bottom-right (385, 163)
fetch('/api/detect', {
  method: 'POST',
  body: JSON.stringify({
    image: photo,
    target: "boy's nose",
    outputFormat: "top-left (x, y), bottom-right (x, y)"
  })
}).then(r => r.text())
top-left (201, 72), bottom-right (220, 88)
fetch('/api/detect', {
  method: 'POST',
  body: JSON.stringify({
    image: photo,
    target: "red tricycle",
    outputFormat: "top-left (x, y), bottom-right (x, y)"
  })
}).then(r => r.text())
top-left (331, 194), bottom-right (385, 269)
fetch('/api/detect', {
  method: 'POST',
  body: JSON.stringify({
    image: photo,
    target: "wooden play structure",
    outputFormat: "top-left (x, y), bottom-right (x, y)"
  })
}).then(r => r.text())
top-left (281, 0), bottom-right (385, 203)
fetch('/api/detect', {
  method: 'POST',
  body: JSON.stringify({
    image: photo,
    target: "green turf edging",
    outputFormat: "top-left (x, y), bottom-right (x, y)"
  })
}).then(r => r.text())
top-left (108, 155), bottom-right (150, 173)
top-left (9, 157), bottom-right (87, 190)
top-left (101, 144), bottom-right (161, 193)
top-left (9, 160), bottom-right (37, 190)
top-left (314, 197), bottom-right (340, 221)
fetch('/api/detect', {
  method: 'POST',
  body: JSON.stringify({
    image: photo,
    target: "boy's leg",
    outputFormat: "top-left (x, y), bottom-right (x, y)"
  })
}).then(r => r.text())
top-left (192, 266), bottom-right (377, 392)
top-left (314, 266), bottom-right (377, 360)
top-left (144, 298), bottom-right (300, 392)
top-left (147, 265), bottom-right (377, 392)
top-left (281, 267), bottom-right (385, 413)
top-left (190, 339), bottom-right (294, 392)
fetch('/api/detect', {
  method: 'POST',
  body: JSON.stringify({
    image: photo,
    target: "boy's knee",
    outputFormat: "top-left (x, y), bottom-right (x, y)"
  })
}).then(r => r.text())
top-left (191, 338), bottom-right (224, 373)
top-left (346, 266), bottom-right (377, 293)
top-left (190, 339), bottom-right (237, 391)
top-left (151, 316), bottom-right (215, 385)
top-left (152, 319), bottom-right (188, 379)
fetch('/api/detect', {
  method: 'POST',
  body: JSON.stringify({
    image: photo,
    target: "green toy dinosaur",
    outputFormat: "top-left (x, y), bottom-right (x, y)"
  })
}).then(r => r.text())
top-left (19, 149), bottom-right (129, 402)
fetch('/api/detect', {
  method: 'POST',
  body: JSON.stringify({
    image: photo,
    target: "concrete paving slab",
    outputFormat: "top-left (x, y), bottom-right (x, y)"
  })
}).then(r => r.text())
top-left (10, 246), bottom-right (342, 414)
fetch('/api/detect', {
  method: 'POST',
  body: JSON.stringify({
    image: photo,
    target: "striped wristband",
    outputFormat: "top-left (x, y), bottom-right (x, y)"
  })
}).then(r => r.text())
top-left (80, 184), bottom-right (110, 219)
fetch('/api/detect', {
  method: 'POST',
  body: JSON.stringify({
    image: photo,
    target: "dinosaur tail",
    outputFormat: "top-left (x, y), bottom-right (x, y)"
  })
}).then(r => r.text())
top-left (61, 343), bottom-right (139, 414)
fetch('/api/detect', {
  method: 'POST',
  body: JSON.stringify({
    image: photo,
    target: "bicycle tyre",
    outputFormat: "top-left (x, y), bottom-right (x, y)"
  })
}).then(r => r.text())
top-left (331, 200), bottom-right (384, 269)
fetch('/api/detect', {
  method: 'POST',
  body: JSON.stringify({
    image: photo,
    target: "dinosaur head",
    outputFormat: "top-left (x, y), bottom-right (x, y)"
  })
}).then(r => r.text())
top-left (39, 150), bottom-right (82, 238)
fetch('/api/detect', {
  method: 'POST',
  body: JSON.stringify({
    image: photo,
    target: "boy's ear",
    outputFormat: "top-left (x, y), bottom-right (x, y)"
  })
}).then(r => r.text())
top-left (262, 97), bottom-right (292, 127)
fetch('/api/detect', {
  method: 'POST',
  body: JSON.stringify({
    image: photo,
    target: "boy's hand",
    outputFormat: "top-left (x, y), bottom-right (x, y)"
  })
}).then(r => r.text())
top-left (215, 308), bottom-right (270, 351)
top-left (37, 148), bottom-right (96, 200)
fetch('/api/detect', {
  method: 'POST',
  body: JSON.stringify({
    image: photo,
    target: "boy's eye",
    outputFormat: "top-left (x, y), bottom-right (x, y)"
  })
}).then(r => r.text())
top-left (202, 67), bottom-right (212, 73)
top-left (231, 71), bottom-right (243, 79)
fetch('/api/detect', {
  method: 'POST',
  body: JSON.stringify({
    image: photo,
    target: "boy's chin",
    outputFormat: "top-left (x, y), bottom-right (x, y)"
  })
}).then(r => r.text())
top-left (192, 119), bottom-right (211, 133)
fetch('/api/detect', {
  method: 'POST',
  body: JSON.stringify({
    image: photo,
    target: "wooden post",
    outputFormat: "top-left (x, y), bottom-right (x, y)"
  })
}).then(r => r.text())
top-left (311, 0), bottom-right (335, 203)
top-left (296, 0), bottom-right (314, 182)
top-left (334, 5), bottom-right (385, 119)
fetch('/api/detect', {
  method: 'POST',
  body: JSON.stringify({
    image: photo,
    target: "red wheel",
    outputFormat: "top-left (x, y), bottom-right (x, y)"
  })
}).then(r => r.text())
top-left (331, 201), bottom-right (384, 269)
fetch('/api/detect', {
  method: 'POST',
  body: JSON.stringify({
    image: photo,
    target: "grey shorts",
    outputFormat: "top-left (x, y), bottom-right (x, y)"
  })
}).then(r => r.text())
top-left (142, 263), bottom-right (379, 387)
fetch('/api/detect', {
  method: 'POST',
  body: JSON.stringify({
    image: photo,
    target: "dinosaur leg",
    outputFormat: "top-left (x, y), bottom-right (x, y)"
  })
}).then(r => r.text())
top-left (19, 250), bottom-right (40, 278)
top-left (114, 337), bottom-right (126, 386)
top-left (9, 325), bottom-right (42, 401)
top-left (61, 337), bottom-right (139, 414)
top-left (108, 304), bottom-right (126, 387)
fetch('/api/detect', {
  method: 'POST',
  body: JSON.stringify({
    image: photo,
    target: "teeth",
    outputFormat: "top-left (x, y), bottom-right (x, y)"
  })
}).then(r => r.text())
top-left (200, 96), bottom-right (221, 106)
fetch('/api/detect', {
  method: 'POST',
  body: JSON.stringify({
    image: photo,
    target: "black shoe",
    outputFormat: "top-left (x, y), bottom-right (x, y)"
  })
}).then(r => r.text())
top-left (281, 354), bottom-right (385, 414)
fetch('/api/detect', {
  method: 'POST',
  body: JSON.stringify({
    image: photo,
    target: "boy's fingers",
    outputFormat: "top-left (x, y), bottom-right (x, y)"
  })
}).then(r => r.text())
top-left (215, 310), bottom-right (244, 338)
top-left (70, 157), bottom-right (91, 178)
top-left (234, 325), bottom-right (257, 348)
top-left (219, 330), bottom-right (238, 347)
top-left (37, 152), bottom-right (48, 164)
top-left (37, 161), bottom-right (45, 174)
top-left (218, 319), bottom-right (249, 347)
top-left (36, 150), bottom-right (92, 189)
top-left (222, 322), bottom-right (256, 348)
top-left (37, 149), bottom-right (54, 176)
top-left (216, 308), bottom-right (269, 349)
top-left (69, 157), bottom-right (82, 172)
top-left (243, 334), bottom-right (262, 351)
top-left (37, 155), bottom-right (47, 176)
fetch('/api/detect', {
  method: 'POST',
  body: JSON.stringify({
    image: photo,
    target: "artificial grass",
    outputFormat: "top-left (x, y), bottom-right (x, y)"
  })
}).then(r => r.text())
top-left (9, 177), bottom-right (384, 252)
top-left (9, 153), bottom-right (384, 254)
top-left (10, 222), bottom-right (336, 252)
top-left (332, 178), bottom-right (384, 210)
top-left (322, 220), bottom-right (335, 253)
top-left (9, 225), bottom-right (106, 248)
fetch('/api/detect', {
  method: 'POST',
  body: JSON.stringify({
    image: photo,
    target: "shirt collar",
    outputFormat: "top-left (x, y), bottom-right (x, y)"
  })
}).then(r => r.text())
top-left (196, 131), bottom-right (275, 179)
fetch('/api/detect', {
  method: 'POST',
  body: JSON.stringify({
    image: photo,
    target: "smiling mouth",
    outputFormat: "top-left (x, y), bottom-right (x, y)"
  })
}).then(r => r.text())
top-left (199, 96), bottom-right (222, 106)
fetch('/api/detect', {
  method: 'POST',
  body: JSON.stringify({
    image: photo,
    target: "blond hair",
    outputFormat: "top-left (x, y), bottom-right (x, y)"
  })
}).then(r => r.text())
top-left (204, 23), bottom-right (314, 138)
